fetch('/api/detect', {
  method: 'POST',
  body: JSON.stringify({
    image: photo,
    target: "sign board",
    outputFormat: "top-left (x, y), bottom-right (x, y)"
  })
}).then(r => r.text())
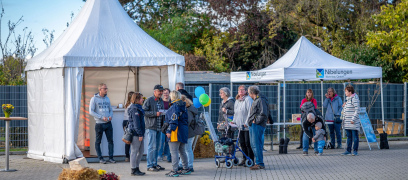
top-left (359, 107), bottom-right (379, 150)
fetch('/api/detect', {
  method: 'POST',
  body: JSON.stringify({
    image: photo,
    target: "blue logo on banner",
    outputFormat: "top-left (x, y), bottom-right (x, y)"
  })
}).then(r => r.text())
top-left (316, 69), bottom-right (324, 78)
top-left (246, 72), bottom-right (251, 80)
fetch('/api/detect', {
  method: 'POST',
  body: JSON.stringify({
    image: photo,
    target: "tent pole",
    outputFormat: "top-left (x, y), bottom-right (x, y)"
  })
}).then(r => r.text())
top-left (381, 78), bottom-right (385, 132)
top-left (277, 82), bottom-right (280, 141)
top-left (321, 80), bottom-right (324, 117)
top-left (405, 82), bottom-right (407, 136)
top-left (283, 80), bottom-right (286, 139)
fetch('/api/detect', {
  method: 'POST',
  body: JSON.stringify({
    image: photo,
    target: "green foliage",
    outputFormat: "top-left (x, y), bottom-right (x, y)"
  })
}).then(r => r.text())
top-left (366, 0), bottom-right (408, 81)
top-left (194, 32), bottom-right (228, 72)
top-left (0, 56), bottom-right (26, 85)
top-left (340, 44), bottom-right (406, 82)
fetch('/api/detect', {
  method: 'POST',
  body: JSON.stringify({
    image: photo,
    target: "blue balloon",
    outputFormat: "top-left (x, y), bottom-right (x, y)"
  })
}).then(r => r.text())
top-left (194, 86), bottom-right (205, 98)
top-left (193, 98), bottom-right (202, 108)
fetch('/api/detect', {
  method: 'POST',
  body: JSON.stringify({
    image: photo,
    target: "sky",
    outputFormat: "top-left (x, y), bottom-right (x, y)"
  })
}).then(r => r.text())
top-left (1, 0), bottom-right (85, 57)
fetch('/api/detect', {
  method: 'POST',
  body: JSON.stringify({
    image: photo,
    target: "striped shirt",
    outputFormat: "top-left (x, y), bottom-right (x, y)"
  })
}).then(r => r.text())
top-left (342, 93), bottom-right (361, 130)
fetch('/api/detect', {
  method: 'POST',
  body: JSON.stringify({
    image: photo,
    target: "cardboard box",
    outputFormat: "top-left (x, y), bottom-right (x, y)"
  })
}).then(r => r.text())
top-left (292, 114), bottom-right (301, 123)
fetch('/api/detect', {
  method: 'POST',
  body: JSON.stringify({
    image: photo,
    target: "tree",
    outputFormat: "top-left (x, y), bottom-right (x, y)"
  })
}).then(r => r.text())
top-left (366, 0), bottom-right (408, 81)
top-left (0, 4), bottom-right (37, 85)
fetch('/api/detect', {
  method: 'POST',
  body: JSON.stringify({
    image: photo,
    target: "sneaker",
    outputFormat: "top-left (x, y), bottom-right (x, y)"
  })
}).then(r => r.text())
top-left (125, 157), bottom-right (130, 162)
top-left (296, 146), bottom-right (302, 149)
top-left (99, 159), bottom-right (106, 164)
top-left (177, 166), bottom-right (183, 171)
top-left (317, 153), bottom-right (322, 156)
top-left (352, 151), bottom-right (358, 156)
top-left (259, 165), bottom-right (265, 169)
top-left (250, 164), bottom-right (264, 170)
top-left (337, 145), bottom-right (342, 149)
top-left (303, 151), bottom-right (308, 156)
top-left (166, 170), bottom-right (180, 177)
top-left (341, 151), bottom-right (351, 156)
top-left (314, 151), bottom-right (318, 155)
top-left (147, 167), bottom-right (159, 172)
top-left (189, 168), bottom-right (194, 172)
top-left (178, 168), bottom-right (192, 175)
top-left (108, 159), bottom-right (116, 163)
top-left (156, 164), bottom-right (165, 171)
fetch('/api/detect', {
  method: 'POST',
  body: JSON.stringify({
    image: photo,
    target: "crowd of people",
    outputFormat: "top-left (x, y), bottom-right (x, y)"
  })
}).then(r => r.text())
top-left (89, 82), bottom-right (361, 177)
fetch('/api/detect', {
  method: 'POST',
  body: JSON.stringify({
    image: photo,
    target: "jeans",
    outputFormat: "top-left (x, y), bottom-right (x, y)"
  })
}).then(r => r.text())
top-left (179, 137), bottom-right (194, 168)
top-left (238, 130), bottom-right (254, 161)
top-left (130, 136), bottom-right (144, 168)
top-left (317, 140), bottom-right (325, 153)
top-left (302, 127), bottom-right (318, 153)
top-left (299, 128), bottom-right (311, 147)
top-left (95, 121), bottom-right (114, 160)
top-left (346, 130), bottom-right (359, 153)
top-left (146, 129), bottom-right (162, 168)
top-left (122, 120), bottom-right (130, 158)
top-left (249, 124), bottom-right (265, 167)
top-left (158, 132), bottom-right (171, 160)
top-left (169, 142), bottom-right (188, 171)
top-left (328, 123), bottom-right (342, 147)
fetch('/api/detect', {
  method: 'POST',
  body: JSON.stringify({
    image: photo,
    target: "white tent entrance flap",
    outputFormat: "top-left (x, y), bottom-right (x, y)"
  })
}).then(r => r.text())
top-left (230, 36), bottom-right (384, 139)
top-left (25, 0), bottom-right (185, 163)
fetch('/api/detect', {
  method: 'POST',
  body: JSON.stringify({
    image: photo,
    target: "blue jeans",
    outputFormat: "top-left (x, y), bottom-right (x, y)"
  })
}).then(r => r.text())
top-left (346, 130), bottom-right (359, 153)
top-left (328, 123), bottom-right (342, 147)
top-left (179, 137), bottom-right (194, 168)
top-left (302, 127), bottom-right (318, 153)
top-left (158, 132), bottom-right (171, 160)
top-left (249, 124), bottom-right (265, 167)
top-left (95, 122), bottom-right (114, 160)
top-left (317, 140), bottom-right (325, 153)
top-left (146, 129), bottom-right (162, 168)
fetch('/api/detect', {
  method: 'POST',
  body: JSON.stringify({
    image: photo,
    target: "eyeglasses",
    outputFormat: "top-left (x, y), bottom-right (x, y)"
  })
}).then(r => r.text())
top-left (238, 89), bottom-right (246, 91)
top-left (100, 88), bottom-right (108, 90)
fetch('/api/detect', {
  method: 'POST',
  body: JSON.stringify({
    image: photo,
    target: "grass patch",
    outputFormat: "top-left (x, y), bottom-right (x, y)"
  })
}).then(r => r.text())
top-left (0, 148), bottom-right (27, 152)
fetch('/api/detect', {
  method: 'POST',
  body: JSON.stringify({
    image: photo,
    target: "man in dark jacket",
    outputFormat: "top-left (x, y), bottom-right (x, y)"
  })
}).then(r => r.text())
top-left (302, 112), bottom-right (327, 156)
top-left (143, 84), bottom-right (165, 172)
top-left (247, 86), bottom-right (268, 170)
top-left (176, 82), bottom-right (193, 101)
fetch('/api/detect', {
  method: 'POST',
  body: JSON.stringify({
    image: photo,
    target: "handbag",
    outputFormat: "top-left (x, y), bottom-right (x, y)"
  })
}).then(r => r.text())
top-left (330, 102), bottom-right (342, 124)
top-left (122, 123), bottom-right (133, 144)
top-left (190, 114), bottom-right (205, 136)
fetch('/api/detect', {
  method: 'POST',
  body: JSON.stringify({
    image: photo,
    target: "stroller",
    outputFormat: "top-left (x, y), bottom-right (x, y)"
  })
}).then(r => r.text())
top-left (214, 120), bottom-right (254, 169)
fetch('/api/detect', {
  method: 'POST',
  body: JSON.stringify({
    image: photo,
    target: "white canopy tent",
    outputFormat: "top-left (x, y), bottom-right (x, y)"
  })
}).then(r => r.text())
top-left (231, 36), bottom-right (384, 138)
top-left (25, 0), bottom-right (184, 163)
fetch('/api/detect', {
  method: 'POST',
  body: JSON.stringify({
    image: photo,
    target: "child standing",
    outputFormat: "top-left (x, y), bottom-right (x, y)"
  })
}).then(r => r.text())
top-left (313, 122), bottom-right (326, 156)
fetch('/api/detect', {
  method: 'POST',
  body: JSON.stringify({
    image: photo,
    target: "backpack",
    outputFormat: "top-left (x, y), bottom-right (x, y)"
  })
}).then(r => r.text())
top-left (190, 113), bottom-right (206, 136)
top-left (300, 102), bottom-right (316, 124)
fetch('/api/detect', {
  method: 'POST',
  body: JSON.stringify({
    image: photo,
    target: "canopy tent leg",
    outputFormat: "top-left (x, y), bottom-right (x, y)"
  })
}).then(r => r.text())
top-left (381, 78), bottom-right (385, 132)
top-left (321, 80), bottom-right (324, 117)
top-left (277, 82), bottom-right (281, 141)
top-left (283, 80), bottom-right (286, 139)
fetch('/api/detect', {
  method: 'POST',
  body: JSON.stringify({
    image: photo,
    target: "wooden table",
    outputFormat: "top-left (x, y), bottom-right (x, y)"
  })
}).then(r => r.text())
top-left (0, 117), bottom-right (27, 172)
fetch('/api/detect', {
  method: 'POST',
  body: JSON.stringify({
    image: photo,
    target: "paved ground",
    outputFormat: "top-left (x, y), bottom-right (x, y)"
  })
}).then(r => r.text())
top-left (1, 141), bottom-right (407, 180)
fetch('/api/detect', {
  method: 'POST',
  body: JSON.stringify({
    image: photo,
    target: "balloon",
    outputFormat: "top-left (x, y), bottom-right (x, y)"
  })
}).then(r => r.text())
top-left (193, 98), bottom-right (202, 108)
top-left (203, 98), bottom-right (211, 107)
top-left (199, 94), bottom-right (210, 105)
top-left (195, 86), bottom-right (205, 98)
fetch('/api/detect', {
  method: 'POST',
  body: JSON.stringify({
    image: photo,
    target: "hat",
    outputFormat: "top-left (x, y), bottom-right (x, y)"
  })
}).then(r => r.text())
top-left (315, 122), bottom-right (322, 129)
top-left (154, 84), bottom-right (164, 90)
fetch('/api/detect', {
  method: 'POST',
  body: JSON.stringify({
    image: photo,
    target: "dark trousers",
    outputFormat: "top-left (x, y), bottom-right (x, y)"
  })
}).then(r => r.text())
top-left (123, 120), bottom-right (131, 158)
top-left (239, 130), bottom-right (254, 161)
top-left (95, 121), bottom-right (114, 160)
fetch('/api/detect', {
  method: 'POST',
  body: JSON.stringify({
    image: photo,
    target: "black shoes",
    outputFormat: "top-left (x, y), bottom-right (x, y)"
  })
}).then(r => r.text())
top-left (131, 168), bottom-right (145, 176)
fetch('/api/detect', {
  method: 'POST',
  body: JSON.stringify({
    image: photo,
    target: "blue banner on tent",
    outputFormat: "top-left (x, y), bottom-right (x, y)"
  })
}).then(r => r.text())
top-left (359, 110), bottom-right (377, 143)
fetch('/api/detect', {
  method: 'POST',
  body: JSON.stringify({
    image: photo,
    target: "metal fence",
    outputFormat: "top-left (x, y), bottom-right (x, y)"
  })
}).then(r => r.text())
top-left (0, 86), bottom-right (28, 150)
top-left (0, 82), bottom-right (407, 150)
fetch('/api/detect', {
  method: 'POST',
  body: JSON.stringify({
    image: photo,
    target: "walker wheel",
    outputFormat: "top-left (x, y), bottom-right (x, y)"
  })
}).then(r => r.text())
top-left (233, 157), bottom-right (239, 166)
top-left (215, 159), bottom-right (221, 168)
top-left (226, 159), bottom-right (233, 169)
top-left (245, 159), bottom-right (254, 167)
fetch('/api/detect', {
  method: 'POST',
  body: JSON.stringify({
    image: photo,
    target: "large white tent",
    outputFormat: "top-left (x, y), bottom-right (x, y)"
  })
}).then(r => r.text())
top-left (231, 36), bottom-right (384, 136)
top-left (25, 0), bottom-right (184, 163)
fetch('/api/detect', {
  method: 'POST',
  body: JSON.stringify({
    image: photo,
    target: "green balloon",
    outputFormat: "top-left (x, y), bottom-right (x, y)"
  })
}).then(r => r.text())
top-left (199, 94), bottom-right (209, 105)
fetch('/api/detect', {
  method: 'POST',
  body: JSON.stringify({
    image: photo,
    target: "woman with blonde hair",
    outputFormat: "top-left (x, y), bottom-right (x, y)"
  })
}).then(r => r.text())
top-left (178, 95), bottom-right (198, 171)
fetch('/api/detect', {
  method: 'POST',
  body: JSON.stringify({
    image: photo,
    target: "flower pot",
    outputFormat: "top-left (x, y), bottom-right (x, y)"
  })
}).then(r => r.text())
top-left (4, 112), bottom-right (11, 118)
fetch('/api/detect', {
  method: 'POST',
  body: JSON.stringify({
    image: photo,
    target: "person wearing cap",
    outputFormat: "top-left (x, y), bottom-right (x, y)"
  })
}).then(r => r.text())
top-left (143, 84), bottom-right (166, 172)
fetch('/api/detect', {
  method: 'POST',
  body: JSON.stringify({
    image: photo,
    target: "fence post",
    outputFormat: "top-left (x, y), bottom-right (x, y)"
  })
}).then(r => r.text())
top-left (209, 83), bottom-right (212, 124)
top-left (405, 82), bottom-right (407, 136)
